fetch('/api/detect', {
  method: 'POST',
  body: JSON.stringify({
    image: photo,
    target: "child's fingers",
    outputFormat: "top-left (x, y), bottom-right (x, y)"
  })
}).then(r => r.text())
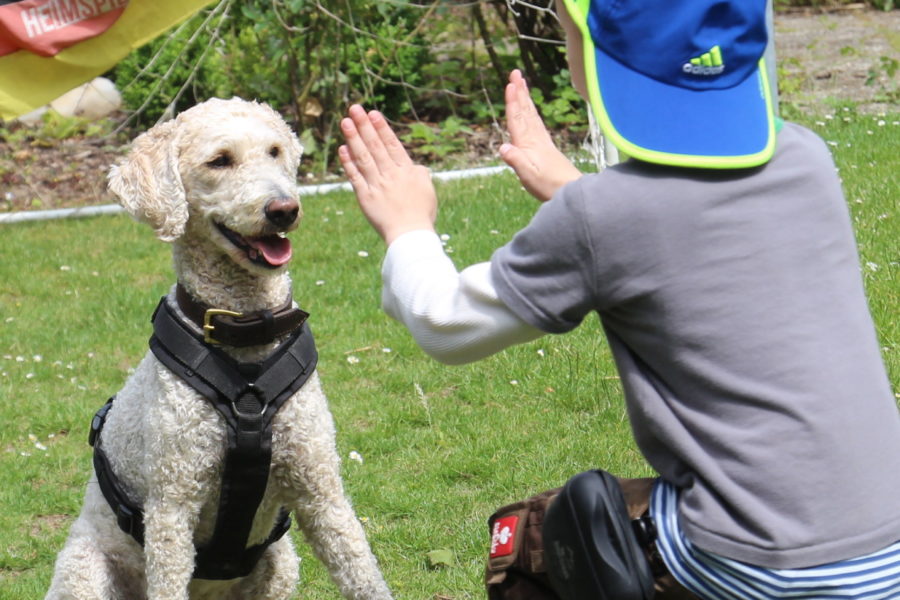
top-left (505, 70), bottom-right (554, 150)
top-left (505, 71), bottom-right (539, 141)
top-left (340, 116), bottom-right (381, 181)
top-left (369, 110), bottom-right (413, 167)
top-left (338, 144), bottom-right (369, 198)
top-left (515, 74), bottom-right (544, 127)
top-left (505, 82), bottom-right (527, 140)
top-left (512, 70), bottom-right (537, 120)
top-left (347, 104), bottom-right (394, 171)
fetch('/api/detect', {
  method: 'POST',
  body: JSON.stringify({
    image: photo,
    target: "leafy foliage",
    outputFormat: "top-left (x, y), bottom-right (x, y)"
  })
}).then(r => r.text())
top-left (111, 9), bottom-right (230, 129)
top-left (401, 117), bottom-right (475, 160)
top-left (108, 1), bottom-right (579, 173)
top-left (221, 0), bottom-right (432, 175)
top-left (1, 112), bottom-right (113, 147)
top-left (108, 0), bottom-right (897, 173)
top-left (865, 55), bottom-right (899, 103)
top-left (528, 70), bottom-right (588, 133)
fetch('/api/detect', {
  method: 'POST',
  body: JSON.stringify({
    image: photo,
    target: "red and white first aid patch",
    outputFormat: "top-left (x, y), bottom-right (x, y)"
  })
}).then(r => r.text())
top-left (490, 515), bottom-right (519, 558)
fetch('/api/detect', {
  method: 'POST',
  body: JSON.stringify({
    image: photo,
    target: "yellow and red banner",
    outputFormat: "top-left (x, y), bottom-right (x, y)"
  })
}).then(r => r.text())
top-left (0, 0), bottom-right (216, 120)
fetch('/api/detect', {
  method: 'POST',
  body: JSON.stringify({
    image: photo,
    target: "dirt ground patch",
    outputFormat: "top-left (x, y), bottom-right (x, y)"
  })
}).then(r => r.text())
top-left (775, 8), bottom-right (900, 114)
top-left (1, 9), bottom-right (898, 214)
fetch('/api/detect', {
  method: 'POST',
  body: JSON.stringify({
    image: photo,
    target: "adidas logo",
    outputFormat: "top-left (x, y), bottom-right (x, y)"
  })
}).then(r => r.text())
top-left (682, 45), bottom-right (724, 76)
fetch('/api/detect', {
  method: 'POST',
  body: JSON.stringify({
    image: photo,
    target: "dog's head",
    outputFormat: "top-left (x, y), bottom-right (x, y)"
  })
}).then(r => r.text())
top-left (108, 98), bottom-right (304, 273)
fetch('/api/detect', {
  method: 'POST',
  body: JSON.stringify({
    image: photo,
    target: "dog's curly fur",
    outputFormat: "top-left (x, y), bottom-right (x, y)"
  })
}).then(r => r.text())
top-left (46, 98), bottom-right (393, 600)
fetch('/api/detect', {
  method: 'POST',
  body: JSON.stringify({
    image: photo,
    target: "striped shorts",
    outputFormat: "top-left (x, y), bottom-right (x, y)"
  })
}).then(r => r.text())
top-left (650, 480), bottom-right (900, 600)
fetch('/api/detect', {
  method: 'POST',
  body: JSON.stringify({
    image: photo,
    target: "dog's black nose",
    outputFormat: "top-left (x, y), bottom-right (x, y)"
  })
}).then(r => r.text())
top-left (265, 197), bottom-right (300, 228)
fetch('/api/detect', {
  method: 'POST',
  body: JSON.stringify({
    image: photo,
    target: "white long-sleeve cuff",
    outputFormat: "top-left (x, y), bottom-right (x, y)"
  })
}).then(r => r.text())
top-left (381, 230), bottom-right (543, 365)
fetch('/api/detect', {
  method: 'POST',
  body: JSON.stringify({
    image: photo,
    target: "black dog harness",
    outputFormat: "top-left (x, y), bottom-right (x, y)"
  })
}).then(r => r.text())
top-left (90, 292), bottom-right (317, 580)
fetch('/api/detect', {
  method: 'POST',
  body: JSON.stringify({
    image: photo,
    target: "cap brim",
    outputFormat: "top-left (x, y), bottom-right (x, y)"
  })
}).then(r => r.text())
top-left (583, 36), bottom-right (776, 169)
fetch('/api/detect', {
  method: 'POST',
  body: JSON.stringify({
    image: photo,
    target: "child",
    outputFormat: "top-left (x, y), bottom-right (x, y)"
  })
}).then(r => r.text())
top-left (339, 0), bottom-right (900, 597)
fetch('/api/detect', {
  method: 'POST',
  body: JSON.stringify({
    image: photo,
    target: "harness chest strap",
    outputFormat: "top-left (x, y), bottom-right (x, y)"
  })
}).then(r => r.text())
top-left (90, 296), bottom-right (318, 581)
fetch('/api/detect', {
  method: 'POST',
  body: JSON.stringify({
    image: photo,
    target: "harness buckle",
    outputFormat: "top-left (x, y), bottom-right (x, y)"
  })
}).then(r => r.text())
top-left (203, 308), bottom-right (243, 344)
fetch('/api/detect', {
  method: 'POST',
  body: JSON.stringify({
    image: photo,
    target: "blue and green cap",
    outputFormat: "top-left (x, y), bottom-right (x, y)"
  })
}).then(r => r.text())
top-left (560, 0), bottom-right (776, 169)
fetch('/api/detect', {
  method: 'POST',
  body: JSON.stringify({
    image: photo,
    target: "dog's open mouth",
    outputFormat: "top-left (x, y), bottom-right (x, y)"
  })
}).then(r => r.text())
top-left (216, 223), bottom-right (292, 269)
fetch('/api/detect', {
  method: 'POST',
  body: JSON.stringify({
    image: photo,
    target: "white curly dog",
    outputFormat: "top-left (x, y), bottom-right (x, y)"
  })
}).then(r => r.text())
top-left (46, 98), bottom-right (393, 600)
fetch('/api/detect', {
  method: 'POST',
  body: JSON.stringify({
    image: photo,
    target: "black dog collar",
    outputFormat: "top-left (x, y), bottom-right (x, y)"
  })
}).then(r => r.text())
top-left (175, 283), bottom-right (308, 347)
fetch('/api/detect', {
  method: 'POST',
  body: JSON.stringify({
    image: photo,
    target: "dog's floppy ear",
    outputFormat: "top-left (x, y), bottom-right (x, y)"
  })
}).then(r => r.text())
top-left (108, 119), bottom-right (188, 242)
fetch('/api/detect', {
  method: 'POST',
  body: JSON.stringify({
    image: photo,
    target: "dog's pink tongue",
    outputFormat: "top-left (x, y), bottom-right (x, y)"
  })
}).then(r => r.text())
top-left (249, 235), bottom-right (292, 266)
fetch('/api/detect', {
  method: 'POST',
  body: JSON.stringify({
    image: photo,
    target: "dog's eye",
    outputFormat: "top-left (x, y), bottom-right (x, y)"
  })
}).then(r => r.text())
top-left (269, 146), bottom-right (280, 159)
top-left (206, 153), bottom-right (233, 169)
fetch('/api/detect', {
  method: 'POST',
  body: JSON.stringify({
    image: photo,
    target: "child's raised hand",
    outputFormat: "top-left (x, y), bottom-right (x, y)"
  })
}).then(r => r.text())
top-left (499, 70), bottom-right (582, 202)
top-left (339, 105), bottom-right (437, 245)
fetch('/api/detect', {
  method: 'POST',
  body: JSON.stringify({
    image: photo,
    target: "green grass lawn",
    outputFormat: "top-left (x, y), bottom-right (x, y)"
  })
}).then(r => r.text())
top-left (0, 109), bottom-right (897, 599)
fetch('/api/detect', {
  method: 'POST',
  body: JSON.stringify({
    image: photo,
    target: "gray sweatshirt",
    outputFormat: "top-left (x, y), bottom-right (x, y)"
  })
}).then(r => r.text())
top-left (491, 123), bottom-right (900, 569)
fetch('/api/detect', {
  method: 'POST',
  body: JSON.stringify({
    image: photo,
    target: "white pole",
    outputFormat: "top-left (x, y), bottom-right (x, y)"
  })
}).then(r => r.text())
top-left (0, 165), bottom-right (512, 225)
top-left (0, 204), bottom-right (124, 224)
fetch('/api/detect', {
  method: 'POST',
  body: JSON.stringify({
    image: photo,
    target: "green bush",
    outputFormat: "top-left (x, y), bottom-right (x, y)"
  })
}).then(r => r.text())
top-left (221, 0), bottom-right (431, 174)
top-left (110, 10), bottom-right (231, 129)
top-left (112, 0), bottom-right (900, 171)
top-left (109, 1), bottom-right (570, 172)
